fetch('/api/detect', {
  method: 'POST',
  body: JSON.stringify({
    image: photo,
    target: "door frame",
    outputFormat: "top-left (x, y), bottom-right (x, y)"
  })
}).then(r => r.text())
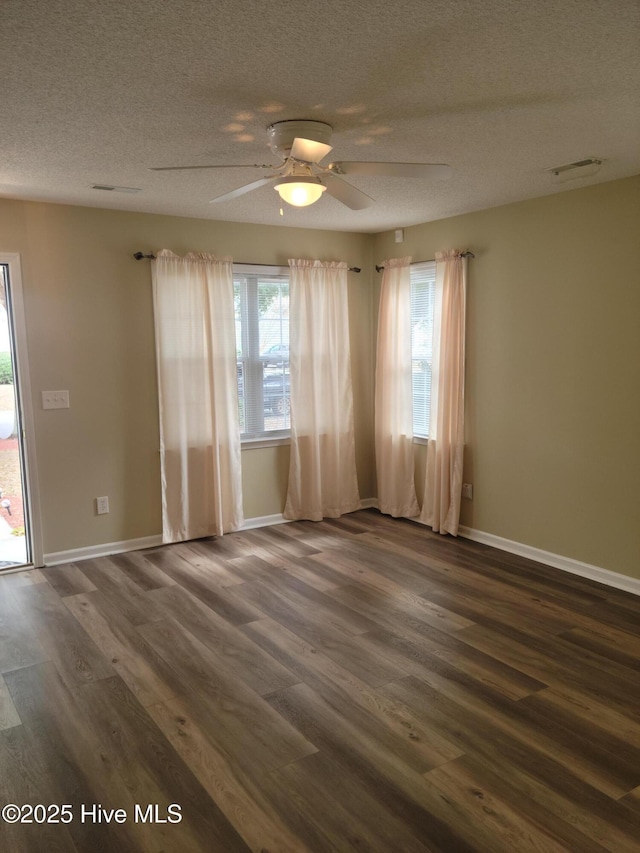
top-left (0, 252), bottom-right (44, 568)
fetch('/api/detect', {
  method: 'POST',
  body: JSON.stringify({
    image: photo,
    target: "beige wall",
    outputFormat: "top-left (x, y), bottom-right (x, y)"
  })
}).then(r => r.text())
top-left (374, 176), bottom-right (640, 580)
top-left (0, 200), bottom-right (374, 554)
top-left (2, 175), bottom-right (638, 582)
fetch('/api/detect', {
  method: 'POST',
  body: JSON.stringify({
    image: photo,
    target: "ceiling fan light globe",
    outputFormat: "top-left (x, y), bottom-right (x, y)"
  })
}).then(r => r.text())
top-left (274, 177), bottom-right (326, 207)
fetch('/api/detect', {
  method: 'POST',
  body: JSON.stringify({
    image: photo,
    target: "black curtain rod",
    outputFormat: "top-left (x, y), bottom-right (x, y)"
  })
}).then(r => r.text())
top-left (133, 253), bottom-right (361, 273)
top-left (375, 251), bottom-right (475, 273)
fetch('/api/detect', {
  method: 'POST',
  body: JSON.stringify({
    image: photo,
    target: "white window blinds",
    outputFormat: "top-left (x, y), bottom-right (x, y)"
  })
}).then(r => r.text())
top-left (410, 260), bottom-right (436, 438)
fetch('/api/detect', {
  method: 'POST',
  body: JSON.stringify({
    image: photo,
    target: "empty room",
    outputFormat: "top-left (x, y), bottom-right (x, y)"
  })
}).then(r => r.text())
top-left (0, 1), bottom-right (639, 851)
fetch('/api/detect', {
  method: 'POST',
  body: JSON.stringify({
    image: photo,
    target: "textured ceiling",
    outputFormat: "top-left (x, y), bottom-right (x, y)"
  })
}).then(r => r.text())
top-left (2, 0), bottom-right (639, 232)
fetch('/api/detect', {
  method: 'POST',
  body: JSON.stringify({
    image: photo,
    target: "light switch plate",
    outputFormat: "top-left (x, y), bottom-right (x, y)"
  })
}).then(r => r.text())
top-left (42, 390), bottom-right (70, 409)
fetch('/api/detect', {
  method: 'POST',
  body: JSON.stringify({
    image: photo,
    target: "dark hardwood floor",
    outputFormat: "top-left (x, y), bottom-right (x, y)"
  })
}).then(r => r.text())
top-left (1, 509), bottom-right (639, 852)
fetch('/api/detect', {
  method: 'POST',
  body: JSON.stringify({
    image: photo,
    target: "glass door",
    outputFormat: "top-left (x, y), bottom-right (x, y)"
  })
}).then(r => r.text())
top-left (0, 264), bottom-right (31, 568)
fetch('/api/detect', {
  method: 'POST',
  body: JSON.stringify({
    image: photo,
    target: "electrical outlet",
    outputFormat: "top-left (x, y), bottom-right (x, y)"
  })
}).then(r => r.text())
top-left (96, 496), bottom-right (109, 515)
top-left (462, 483), bottom-right (473, 500)
top-left (42, 390), bottom-right (70, 409)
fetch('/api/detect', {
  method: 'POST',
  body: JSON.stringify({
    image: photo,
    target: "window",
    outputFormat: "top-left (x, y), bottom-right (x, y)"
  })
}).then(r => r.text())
top-left (410, 260), bottom-right (436, 438)
top-left (234, 264), bottom-right (290, 441)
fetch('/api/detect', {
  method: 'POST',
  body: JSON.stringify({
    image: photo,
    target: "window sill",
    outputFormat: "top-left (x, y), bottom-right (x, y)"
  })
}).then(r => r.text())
top-left (241, 436), bottom-right (291, 450)
top-left (413, 436), bottom-right (429, 446)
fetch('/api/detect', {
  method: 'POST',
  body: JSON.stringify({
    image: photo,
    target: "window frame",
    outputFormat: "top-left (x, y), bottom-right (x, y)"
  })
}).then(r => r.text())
top-left (234, 264), bottom-right (291, 446)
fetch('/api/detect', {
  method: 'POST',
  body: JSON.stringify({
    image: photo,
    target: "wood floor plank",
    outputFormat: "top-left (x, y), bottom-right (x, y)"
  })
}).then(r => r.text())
top-left (235, 571), bottom-right (380, 637)
top-left (184, 529), bottom-right (267, 559)
top-left (276, 518), bottom-right (358, 552)
top-left (272, 751), bottom-right (434, 853)
top-left (424, 756), bottom-right (612, 853)
top-left (4, 662), bottom-right (148, 852)
top-left (559, 624), bottom-right (640, 671)
top-left (311, 547), bottom-right (484, 634)
top-left (102, 550), bottom-right (176, 592)
top-left (239, 526), bottom-right (322, 561)
top-left (457, 743), bottom-right (640, 853)
top-left (72, 674), bottom-right (252, 852)
top-left (63, 591), bottom-right (187, 707)
top-left (11, 582), bottom-right (114, 689)
top-left (236, 579), bottom-right (401, 686)
top-left (380, 676), bottom-right (640, 852)
top-left (228, 552), bottom-right (341, 593)
top-left (147, 583), bottom-right (300, 696)
top-left (528, 685), bottom-right (640, 745)
top-left (265, 767), bottom-right (374, 853)
top-left (621, 785), bottom-right (640, 813)
top-left (458, 621), bottom-right (640, 717)
top-left (421, 582), bottom-right (610, 639)
top-left (381, 673), bottom-right (640, 799)
top-left (42, 562), bottom-right (98, 597)
top-left (315, 536), bottom-right (439, 594)
top-left (348, 531), bottom-right (610, 638)
top-left (0, 672), bottom-right (21, 729)
top-left (147, 697), bottom-right (311, 853)
top-left (0, 568), bottom-right (48, 588)
top-left (142, 548), bottom-right (265, 623)
top-left (357, 625), bottom-right (547, 701)
top-left (353, 530), bottom-right (600, 636)
top-left (245, 616), bottom-right (462, 771)
top-left (356, 521), bottom-right (611, 608)
top-left (74, 556), bottom-right (167, 626)
top-left (267, 681), bottom-right (501, 853)
top-left (328, 579), bottom-right (475, 635)
top-left (321, 513), bottom-right (382, 535)
top-left (1, 510), bottom-right (638, 851)
top-left (0, 724), bottom-right (79, 852)
top-left (574, 598), bottom-right (640, 637)
top-left (172, 540), bottom-right (247, 586)
top-left (0, 580), bottom-right (49, 674)
top-left (137, 616), bottom-right (318, 775)
top-left (517, 690), bottom-right (640, 793)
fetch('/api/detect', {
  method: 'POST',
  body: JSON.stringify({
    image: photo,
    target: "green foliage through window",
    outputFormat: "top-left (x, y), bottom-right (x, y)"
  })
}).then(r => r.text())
top-left (0, 352), bottom-right (13, 384)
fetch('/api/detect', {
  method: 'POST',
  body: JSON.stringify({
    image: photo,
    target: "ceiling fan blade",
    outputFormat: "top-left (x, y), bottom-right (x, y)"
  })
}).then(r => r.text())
top-left (290, 137), bottom-right (333, 163)
top-left (150, 163), bottom-right (277, 172)
top-left (329, 162), bottom-right (452, 179)
top-left (209, 177), bottom-right (277, 204)
top-left (321, 174), bottom-right (375, 210)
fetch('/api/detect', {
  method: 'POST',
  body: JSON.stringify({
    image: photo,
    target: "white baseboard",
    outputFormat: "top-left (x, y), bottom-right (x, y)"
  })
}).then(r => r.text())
top-left (42, 503), bottom-right (374, 566)
top-left (44, 504), bottom-right (638, 598)
top-left (241, 499), bottom-right (379, 529)
top-left (43, 515), bottom-right (293, 565)
top-left (359, 498), bottom-right (379, 510)
top-left (458, 525), bottom-right (640, 597)
top-left (241, 513), bottom-right (291, 530)
top-left (44, 534), bottom-right (163, 566)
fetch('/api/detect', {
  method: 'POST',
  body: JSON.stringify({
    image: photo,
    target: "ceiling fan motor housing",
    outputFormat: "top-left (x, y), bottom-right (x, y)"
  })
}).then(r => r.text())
top-left (267, 120), bottom-right (333, 158)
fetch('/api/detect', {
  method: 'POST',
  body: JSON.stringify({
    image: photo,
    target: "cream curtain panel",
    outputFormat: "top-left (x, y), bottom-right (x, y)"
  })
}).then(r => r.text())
top-left (374, 257), bottom-right (420, 517)
top-left (284, 259), bottom-right (361, 521)
top-left (151, 250), bottom-right (243, 543)
top-left (421, 250), bottom-right (467, 535)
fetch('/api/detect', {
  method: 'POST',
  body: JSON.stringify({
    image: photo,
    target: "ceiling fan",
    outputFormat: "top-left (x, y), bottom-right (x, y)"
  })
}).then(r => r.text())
top-left (150, 120), bottom-right (452, 210)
